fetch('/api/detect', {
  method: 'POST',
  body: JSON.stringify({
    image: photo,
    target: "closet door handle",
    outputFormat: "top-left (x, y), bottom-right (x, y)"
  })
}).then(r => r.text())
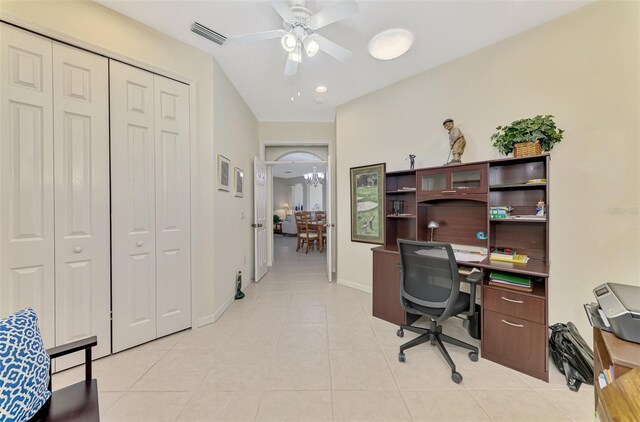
top-left (500, 296), bottom-right (524, 304)
top-left (136, 241), bottom-right (144, 247)
top-left (501, 319), bottom-right (524, 328)
top-left (73, 246), bottom-right (83, 253)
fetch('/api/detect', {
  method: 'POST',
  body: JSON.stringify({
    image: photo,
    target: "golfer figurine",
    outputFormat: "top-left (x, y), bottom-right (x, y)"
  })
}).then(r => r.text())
top-left (407, 154), bottom-right (416, 170)
top-left (443, 118), bottom-right (466, 164)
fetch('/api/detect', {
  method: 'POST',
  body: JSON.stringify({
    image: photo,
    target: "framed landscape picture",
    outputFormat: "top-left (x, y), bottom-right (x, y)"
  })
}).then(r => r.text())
top-left (217, 155), bottom-right (230, 191)
top-left (234, 167), bottom-right (244, 197)
top-left (350, 163), bottom-right (385, 244)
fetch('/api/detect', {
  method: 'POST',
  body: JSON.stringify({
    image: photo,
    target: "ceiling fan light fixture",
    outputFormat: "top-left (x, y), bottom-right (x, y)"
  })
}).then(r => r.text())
top-left (368, 28), bottom-right (414, 61)
top-left (289, 44), bottom-right (303, 63)
top-left (303, 36), bottom-right (320, 57)
top-left (281, 31), bottom-right (297, 52)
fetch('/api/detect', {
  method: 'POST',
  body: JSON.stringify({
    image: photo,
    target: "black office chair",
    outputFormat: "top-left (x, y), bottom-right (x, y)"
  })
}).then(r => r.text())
top-left (396, 240), bottom-right (481, 384)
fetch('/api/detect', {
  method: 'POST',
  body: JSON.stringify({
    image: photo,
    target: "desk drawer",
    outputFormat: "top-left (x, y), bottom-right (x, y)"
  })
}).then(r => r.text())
top-left (483, 286), bottom-right (545, 324)
top-left (483, 310), bottom-right (547, 375)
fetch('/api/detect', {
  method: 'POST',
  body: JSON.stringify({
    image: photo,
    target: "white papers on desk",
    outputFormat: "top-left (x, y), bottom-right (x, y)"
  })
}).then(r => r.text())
top-left (453, 251), bottom-right (487, 262)
top-left (414, 248), bottom-right (486, 263)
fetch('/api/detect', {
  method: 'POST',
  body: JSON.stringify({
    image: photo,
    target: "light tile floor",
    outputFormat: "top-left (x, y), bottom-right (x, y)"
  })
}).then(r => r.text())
top-left (53, 235), bottom-right (594, 421)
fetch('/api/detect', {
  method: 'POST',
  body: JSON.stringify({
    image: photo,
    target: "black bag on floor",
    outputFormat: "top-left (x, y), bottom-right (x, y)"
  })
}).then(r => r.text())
top-left (549, 322), bottom-right (594, 392)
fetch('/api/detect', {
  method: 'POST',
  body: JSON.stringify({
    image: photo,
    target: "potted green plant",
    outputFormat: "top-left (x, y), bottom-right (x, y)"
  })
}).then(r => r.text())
top-left (491, 115), bottom-right (564, 157)
top-left (273, 214), bottom-right (281, 224)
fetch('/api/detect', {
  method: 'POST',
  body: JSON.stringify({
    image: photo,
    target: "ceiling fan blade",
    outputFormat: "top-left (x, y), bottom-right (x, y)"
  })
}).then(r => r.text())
top-left (270, 0), bottom-right (294, 22)
top-left (232, 29), bottom-right (285, 43)
top-left (284, 53), bottom-right (299, 76)
top-left (309, 0), bottom-right (359, 30)
top-left (314, 34), bottom-right (353, 62)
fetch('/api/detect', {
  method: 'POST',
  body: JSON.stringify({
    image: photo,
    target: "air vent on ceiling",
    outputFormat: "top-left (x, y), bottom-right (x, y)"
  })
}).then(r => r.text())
top-left (191, 22), bottom-right (227, 46)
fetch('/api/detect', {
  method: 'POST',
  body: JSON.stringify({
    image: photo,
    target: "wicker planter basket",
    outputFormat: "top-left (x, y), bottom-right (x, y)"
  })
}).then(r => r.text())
top-left (513, 141), bottom-right (542, 157)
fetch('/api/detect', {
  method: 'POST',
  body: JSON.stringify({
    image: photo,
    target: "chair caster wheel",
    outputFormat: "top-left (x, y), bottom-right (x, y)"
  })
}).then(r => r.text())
top-left (469, 352), bottom-right (479, 362)
top-left (396, 328), bottom-right (404, 338)
top-left (398, 352), bottom-right (406, 363)
top-left (451, 371), bottom-right (463, 384)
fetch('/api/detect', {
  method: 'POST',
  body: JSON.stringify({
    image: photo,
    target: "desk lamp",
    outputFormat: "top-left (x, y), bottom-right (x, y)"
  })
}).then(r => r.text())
top-left (283, 203), bottom-right (290, 215)
top-left (428, 221), bottom-right (439, 242)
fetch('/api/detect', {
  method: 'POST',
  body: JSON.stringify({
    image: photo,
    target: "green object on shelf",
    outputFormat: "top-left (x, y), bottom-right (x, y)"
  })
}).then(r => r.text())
top-left (490, 115), bottom-right (564, 155)
top-left (490, 271), bottom-right (530, 285)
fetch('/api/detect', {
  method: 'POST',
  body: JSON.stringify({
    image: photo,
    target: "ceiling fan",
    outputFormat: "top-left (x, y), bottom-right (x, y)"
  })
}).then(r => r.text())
top-left (233, 0), bottom-right (359, 76)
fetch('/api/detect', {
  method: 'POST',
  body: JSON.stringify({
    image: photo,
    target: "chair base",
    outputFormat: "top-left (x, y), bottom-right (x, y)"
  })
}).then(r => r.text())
top-left (398, 320), bottom-right (479, 384)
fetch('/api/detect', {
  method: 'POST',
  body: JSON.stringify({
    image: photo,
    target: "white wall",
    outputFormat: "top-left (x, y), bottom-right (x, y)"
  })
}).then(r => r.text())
top-left (336, 1), bottom-right (639, 341)
top-left (273, 177), bottom-right (291, 219)
top-left (0, 0), bottom-right (259, 327)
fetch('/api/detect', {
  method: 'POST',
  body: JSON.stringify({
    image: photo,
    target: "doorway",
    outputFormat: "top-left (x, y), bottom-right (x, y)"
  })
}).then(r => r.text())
top-left (260, 143), bottom-right (335, 282)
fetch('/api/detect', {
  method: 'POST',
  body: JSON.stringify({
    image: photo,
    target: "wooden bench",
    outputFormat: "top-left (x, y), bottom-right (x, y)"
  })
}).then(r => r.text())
top-left (30, 336), bottom-right (100, 422)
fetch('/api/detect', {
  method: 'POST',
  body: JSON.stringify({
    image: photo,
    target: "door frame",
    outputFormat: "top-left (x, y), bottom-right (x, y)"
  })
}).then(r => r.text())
top-left (0, 15), bottom-right (200, 332)
top-left (260, 140), bottom-right (336, 278)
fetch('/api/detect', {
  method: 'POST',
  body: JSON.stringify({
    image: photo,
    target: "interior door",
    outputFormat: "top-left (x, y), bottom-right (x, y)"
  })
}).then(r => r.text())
top-left (154, 74), bottom-right (191, 337)
top-left (52, 42), bottom-right (111, 366)
top-left (325, 155), bottom-right (333, 282)
top-left (0, 24), bottom-right (55, 347)
top-left (254, 156), bottom-right (268, 282)
top-left (110, 60), bottom-right (157, 352)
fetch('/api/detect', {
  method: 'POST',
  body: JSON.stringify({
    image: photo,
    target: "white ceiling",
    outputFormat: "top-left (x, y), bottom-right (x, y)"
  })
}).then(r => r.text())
top-left (97, 0), bottom-right (592, 123)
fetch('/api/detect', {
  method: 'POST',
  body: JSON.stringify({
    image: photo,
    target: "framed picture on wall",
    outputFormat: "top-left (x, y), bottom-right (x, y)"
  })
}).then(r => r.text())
top-left (350, 163), bottom-right (386, 244)
top-left (217, 155), bottom-right (231, 191)
top-left (234, 167), bottom-right (244, 197)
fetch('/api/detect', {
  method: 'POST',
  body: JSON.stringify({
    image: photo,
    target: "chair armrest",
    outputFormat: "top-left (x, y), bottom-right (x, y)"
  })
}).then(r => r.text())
top-left (47, 336), bottom-right (97, 387)
top-left (460, 271), bottom-right (482, 316)
top-left (47, 336), bottom-right (97, 359)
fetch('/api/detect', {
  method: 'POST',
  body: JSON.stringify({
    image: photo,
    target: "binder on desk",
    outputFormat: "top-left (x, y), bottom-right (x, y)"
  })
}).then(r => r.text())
top-left (489, 271), bottom-right (533, 292)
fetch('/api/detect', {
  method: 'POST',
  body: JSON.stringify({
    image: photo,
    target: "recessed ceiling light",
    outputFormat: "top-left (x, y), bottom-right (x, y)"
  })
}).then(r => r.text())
top-left (284, 171), bottom-right (292, 174)
top-left (315, 86), bottom-right (328, 94)
top-left (368, 28), bottom-right (414, 61)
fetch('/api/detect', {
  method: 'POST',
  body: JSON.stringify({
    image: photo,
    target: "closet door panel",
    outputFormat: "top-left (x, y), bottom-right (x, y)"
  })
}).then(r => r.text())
top-left (110, 60), bottom-right (157, 352)
top-left (52, 42), bottom-right (110, 367)
top-left (0, 24), bottom-right (55, 347)
top-left (154, 76), bottom-right (191, 337)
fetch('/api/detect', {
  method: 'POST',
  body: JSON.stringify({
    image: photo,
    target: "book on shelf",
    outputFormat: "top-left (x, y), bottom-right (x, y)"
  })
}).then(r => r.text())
top-left (458, 266), bottom-right (481, 276)
top-left (487, 281), bottom-right (533, 293)
top-left (526, 178), bottom-right (547, 184)
top-left (488, 271), bottom-right (533, 292)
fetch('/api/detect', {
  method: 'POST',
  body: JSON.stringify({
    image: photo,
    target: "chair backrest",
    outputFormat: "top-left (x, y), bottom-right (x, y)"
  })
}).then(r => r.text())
top-left (397, 239), bottom-right (460, 321)
top-left (315, 211), bottom-right (326, 223)
top-left (294, 211), bottom-right (309, 234)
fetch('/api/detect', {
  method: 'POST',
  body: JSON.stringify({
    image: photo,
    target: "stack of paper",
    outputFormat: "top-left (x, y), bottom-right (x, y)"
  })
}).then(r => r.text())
top-left (598, 366), bottom-right (615, 389)
top-left (488, 271), bottom-right (532, 292)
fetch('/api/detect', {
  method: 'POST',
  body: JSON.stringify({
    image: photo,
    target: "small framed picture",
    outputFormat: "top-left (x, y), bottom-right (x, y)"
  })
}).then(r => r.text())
top-left (234, 167), bottom-right (244, 197)
top-left (217, 155), bottom-right (230, 191)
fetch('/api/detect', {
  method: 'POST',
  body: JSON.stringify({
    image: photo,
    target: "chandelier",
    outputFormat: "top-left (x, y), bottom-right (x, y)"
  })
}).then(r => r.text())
top-left (304, 166), bottom-right (325, 187)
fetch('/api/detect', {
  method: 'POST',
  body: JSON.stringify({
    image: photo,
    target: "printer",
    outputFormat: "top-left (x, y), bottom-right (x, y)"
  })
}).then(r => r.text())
top-left (592, 282), bottom-right (640, 344)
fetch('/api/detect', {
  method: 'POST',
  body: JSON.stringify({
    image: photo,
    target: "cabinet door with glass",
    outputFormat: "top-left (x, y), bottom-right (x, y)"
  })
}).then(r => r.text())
top-left (418, 164), bottom-right (487, 200)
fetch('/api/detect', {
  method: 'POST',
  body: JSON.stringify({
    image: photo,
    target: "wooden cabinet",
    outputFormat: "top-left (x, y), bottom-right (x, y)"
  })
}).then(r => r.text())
top-left (593, 328), bottom-right (640, 421)
top-left (417, 163), bottom-right (487, 200)
top-left (372, 154), bottom-right (552, 381)
top-left (372, 248), bottom-right (418, 326)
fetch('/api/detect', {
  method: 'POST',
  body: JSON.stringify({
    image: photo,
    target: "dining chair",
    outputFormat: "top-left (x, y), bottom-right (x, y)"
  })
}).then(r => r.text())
top-left (295, 211), bottom-right (318, 253)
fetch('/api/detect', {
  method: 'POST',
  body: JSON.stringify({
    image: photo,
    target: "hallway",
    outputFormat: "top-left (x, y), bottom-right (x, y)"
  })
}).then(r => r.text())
top-left (52, 235), bottom-right (592, 421)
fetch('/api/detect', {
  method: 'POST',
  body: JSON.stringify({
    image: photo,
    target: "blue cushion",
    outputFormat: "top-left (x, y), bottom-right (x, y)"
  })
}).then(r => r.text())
top-left (0, 308), bottom-right (51, 421)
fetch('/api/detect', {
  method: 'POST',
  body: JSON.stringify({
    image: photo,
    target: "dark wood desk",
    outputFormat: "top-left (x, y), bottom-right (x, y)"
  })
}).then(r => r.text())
top-left (593, 328), bottom-right (640, 421)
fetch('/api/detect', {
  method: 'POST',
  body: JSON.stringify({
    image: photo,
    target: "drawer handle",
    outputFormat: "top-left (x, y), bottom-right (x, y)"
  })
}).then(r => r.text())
top-left (442, 190), bottom-right (457, 194)
top-left (500, 296), bottom-right (524, 304)
top-left (136, 240), bottom-right (144, 247)
top-left (501, 319), bottom-right (524, 328)
top-left (73, 246), bottom-right (83, 253)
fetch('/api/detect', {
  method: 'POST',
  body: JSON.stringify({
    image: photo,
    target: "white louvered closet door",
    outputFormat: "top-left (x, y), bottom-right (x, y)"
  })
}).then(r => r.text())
top-left (52, 42), bottom-right (111, 367)
top-left (0, 24), bottom-right (55, 347)
top-left (110, 61), bottom-right (157, 352)
top-left (154, 75), bottom-right (191, 337)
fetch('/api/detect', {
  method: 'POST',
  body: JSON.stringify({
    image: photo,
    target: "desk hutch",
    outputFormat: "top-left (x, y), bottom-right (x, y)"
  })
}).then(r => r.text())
top-left (373, 154), bottom-right (551, 381)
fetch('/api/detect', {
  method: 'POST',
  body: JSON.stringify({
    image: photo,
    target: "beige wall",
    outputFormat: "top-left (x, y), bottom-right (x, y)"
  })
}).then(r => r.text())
top-left (260, 122), bottom-right (336, 144)
top-left (336, 1), bottom-right (640, 340)
top-left (0, 0), bottom-right (259, 326)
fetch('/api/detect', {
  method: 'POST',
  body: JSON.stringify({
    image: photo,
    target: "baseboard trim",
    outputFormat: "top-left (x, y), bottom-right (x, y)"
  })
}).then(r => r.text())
top-left (196, 294), bottom-right (235, 328)
top-left (337, 278), bottom-right (372, 294)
